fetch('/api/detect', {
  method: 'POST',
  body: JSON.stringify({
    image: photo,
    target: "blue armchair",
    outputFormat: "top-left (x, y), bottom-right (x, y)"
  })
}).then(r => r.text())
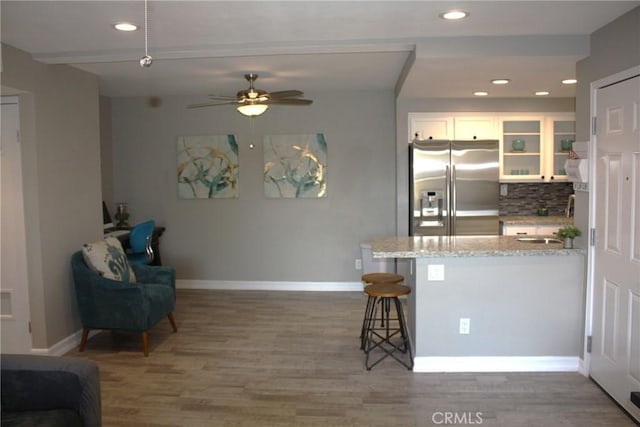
top-left (70, 251), bottom-right (177, 357)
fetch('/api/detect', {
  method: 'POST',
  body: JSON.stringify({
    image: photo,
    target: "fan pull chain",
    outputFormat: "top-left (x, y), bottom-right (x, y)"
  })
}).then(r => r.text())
top-left (139, 0), bottom-right (153, 68)
top-left (144, 0), bottom-right (148, 55)
top-left (249, 117), bottom-right (256, 149)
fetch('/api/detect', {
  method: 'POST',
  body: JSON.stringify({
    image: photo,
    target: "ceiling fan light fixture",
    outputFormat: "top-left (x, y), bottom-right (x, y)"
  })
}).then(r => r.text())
top-left (237, 103), bottom-right (268, 117)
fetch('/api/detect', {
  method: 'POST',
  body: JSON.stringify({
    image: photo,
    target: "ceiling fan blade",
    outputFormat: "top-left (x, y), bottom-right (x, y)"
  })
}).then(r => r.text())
top-left (268, 90), bottom-right (304, 99)
top-left (266, 98), bottom-right (313, 106)
top-left (207, 94), bottom-right (239, 100)
top-left (187, 101), bottom-right (238, 109)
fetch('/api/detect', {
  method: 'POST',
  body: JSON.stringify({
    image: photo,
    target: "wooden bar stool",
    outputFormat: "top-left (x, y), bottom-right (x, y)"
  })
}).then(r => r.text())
top-left (360, 273), bottom-right (404, 351)
top-left (362, 283), bottom-right (413, 370)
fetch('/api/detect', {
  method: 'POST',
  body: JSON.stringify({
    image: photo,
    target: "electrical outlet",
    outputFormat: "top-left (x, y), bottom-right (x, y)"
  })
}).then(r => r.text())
top-left (355, 259), bottom-right (362, 270)
top-left (500, 183), bottom-right (508, 196)
top-left (427, 264), bottom-right (445, 281)
top-left (459, 318), bottom-right (470, 334)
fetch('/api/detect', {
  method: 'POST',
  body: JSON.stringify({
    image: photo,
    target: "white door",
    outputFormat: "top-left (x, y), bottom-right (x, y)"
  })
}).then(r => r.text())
top-left (0, 97), bottom-right (32, 354)
top-left (591, 74), bottom-right (640, 421)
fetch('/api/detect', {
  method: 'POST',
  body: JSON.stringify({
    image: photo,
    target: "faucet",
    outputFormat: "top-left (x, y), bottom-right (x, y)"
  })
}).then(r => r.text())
top-left (566, 194), bottom-right (576, 218)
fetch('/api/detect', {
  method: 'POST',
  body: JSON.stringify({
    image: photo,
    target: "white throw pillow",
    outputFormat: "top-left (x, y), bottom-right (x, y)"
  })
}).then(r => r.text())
top-left (81, 236), bottom-right (137, 283)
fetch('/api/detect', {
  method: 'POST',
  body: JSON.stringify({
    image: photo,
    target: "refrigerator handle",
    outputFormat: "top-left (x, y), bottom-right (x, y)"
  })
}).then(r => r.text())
top-left (451, 165), bottom-right (457, 235)
top-left (445, 165), bottom-right (451, 235)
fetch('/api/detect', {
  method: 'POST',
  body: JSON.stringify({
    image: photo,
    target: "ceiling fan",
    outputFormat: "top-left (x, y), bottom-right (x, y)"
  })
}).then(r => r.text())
top-left (187, 73), bottom-right (313, 117)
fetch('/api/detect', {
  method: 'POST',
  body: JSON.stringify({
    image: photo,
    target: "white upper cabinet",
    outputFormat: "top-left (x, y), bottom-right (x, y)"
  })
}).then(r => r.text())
top-left (501, 116), bottom-right (545, 181)
top-left (547, 114), bottom-right (577, 182)
top-left (453, 116), bottom-right (498, 140)
top-left (408, 114), bottom-right (454, 141)
top-left (408, 113), bottom-right (497, 141)
top-left (500, 113), bottom-right (575, 182)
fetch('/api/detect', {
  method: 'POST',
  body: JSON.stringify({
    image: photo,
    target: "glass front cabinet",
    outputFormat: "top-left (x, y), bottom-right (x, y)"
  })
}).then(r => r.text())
top-left (499, 113), bottom-right (575, 182)
top-left (501, 117), bottom-right (543, 180)
top-left (549, 116), bottom-right (577, 180)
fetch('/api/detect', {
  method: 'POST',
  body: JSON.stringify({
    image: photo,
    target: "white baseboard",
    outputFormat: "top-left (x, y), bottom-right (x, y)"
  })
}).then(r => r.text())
top-left (412, 356), bottom-right (580, 373)
top-left (32, 329), bottom-right (101, 357)
top-left (177, 279), bottom-right (364, 292)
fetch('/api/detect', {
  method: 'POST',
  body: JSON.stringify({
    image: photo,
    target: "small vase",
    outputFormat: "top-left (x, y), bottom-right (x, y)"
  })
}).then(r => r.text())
top-left (563, 237), bottom-right (573, 249)
top-left (115, 203), bottom-right (130, 228)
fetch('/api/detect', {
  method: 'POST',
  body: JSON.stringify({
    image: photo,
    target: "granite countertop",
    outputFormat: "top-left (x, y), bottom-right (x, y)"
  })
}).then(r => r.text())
top-left (499, 215), bottom-right (573, 226)
top-left (370, 235), bottom-right (585, 258)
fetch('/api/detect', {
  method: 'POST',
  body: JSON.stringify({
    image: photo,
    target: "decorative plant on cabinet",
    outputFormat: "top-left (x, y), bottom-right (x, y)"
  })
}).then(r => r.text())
top-left (557, 225), bottom-right (581, 249)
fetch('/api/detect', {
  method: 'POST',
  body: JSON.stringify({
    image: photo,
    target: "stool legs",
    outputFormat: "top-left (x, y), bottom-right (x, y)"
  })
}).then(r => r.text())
top-left (359, 294), bottom-right (374, 350)
top-left (359, 294), bottom-right (387, 350)
top-left (363, 296), bottom-right (413, 370)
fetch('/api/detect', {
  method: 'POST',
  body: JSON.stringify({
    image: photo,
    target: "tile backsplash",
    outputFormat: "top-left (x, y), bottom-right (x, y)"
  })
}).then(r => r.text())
top-left (499, 182), bottom-right (574, 216)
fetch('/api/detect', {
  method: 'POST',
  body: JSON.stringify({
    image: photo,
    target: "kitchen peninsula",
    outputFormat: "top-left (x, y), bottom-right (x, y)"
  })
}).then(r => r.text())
top-left (371, 235), bottom-right (586, 373)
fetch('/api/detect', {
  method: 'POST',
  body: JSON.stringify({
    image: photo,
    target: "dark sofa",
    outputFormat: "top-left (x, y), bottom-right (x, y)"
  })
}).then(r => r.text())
top-left (1, 354), bottom-right (101, 427)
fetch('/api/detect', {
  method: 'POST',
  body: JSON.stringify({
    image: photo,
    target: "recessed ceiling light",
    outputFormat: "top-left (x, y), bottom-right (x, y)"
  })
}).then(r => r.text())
top-left (113, 22), bottom-right (138, 31)
top-left (474, 91), bottom-right (489, 96)
top-left (535, 91), bottom-right (550, 96)
top-left (492, 79), bottom-right (510, 85)
top-left (440, 10), bottom-right (469, 20)
top-left (562, 79), bottom-right (578, 85)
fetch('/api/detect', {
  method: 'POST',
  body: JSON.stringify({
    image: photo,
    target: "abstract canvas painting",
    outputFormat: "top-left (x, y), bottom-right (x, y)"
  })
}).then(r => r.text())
top-left (263, 133), bottom-right (327, 198)
top-left (177, 134), bottom-right (239, 199)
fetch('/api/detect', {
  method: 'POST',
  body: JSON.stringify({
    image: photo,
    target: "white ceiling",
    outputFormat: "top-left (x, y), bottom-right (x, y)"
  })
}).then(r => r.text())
top-left (2, 1), bottom-right (638, 100)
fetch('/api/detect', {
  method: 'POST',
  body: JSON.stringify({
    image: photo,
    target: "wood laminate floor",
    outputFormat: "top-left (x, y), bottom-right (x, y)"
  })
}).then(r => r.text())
top-left (67, 289), bottom-right (637, 426)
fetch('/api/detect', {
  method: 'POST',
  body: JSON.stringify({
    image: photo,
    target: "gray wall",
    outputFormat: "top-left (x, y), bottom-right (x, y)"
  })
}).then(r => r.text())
top-left (109, 91), bottom-right (397, 283)
top-left (0, 44), bottom-right (102, 349)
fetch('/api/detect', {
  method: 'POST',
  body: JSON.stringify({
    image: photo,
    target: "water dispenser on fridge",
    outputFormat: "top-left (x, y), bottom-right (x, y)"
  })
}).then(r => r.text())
top-left (419, 190), bottom-right (444, 228)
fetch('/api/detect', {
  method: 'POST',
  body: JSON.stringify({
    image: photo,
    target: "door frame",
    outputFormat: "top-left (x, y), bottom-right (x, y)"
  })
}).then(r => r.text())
top-left (585, 64), bottom-right (640, 374)
top-left (0, 95), bottom-right (33, 354)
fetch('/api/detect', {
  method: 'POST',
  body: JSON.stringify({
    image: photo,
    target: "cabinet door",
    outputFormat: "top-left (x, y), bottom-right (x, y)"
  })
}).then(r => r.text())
top-left (502, 225), bottom-right (538, 236)
top-left (409, 114), bottom-right (453, 141)
top-left (454, 116), bottom-right (497, 140)
top-left (537, 225), bottom-right (562, 236)
top-left (546, 116), bottom-right (575, 182)
top-left (500, 118), bottom-right (544, 181)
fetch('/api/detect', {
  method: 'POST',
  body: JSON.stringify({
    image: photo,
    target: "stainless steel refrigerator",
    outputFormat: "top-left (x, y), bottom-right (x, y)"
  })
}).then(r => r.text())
top-left (409, 139), bottom-right (499, 236)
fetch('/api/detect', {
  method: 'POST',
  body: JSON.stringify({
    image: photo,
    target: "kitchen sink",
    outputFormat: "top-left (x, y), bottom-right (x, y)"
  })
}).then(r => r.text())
top-left (517, 237), bottom-right (563, 244)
